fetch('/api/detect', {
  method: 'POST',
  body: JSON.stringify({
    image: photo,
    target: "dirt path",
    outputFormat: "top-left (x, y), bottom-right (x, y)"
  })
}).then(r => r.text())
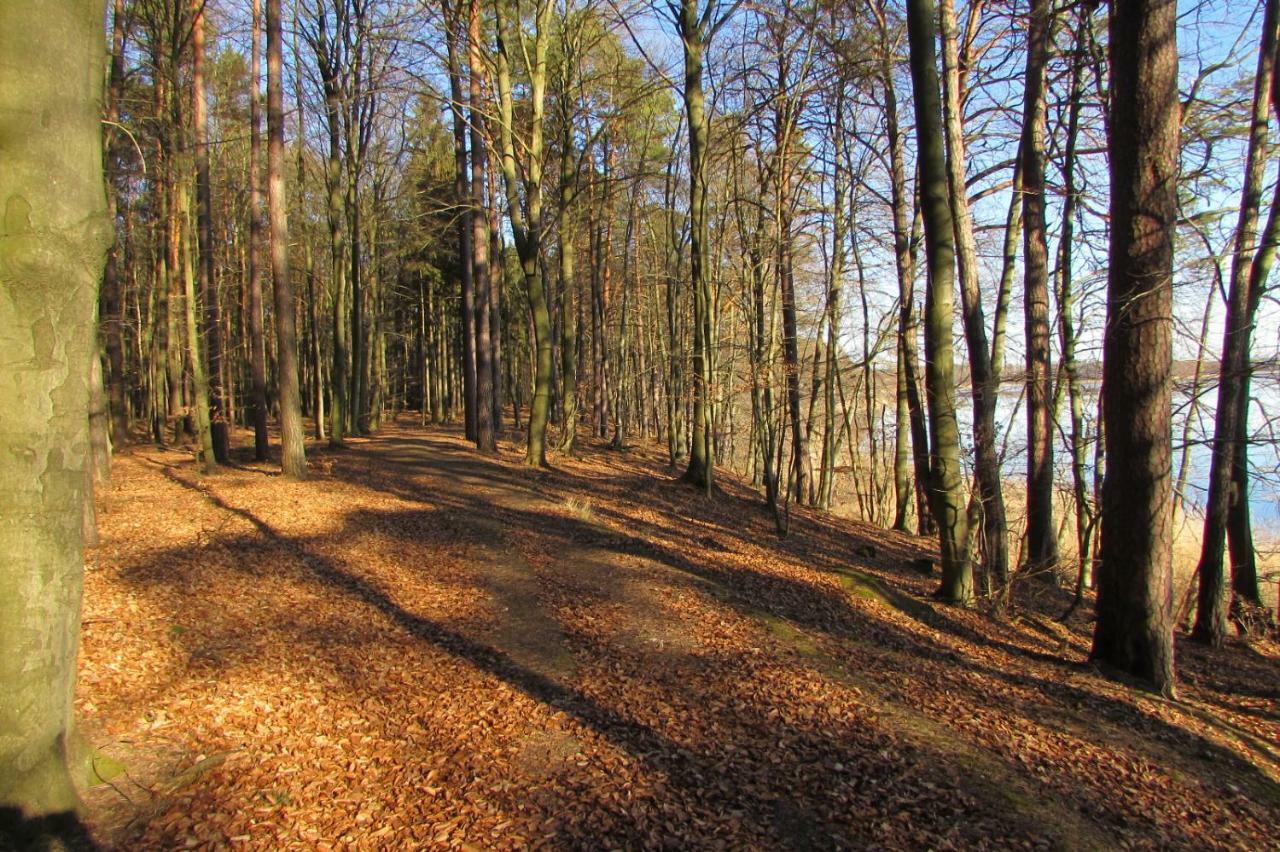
top-left (78, 422), bottom-right (1280, 849)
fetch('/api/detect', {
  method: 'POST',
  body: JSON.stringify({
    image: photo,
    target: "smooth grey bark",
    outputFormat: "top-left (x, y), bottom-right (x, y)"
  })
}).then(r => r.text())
top-left (905, 0), bottom-right (972, 603)
top-left (938, 0), bottom-right (1008, 598)
top-left (0, 0), bottom-right (112, 828)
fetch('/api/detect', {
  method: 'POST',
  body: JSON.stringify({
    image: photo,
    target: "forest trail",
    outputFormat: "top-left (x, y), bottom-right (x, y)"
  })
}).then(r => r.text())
top-left (79, 421), bottom-right (1279, 849)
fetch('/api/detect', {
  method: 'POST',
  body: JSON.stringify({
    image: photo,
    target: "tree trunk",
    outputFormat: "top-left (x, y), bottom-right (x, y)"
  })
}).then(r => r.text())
top-left (1091, 0), bottom-right (1178, 696)
top-left (680, 0), bottom-right (714, 494)
top-left (874, 0), bottom-right (932, 536)
top-left (268, 0), bottom-right (307, 479)
top-left (192, 0), bottom-right (229, 464)
top-left (1194, 0), bottom-right (1280, 642)
top-left (470, 0), bottom-right (495, 452)
top-left (0, 0), bottom-right (111, 833)
top-left (939, 0), bottom-right (1008, 597)
top-left (248, 0), bottom-right (270, 461)
top-left (905, 0), bottom-right (972, 603)
top-left (1020, 0), bottom-right (1059, 579)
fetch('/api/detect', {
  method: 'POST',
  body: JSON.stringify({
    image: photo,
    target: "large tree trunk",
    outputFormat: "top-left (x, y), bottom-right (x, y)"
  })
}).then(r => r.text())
top-left (905, 0), bottom-right (972, 603)
top-left (1091, 0), bottom-right (1178, 697)
top-left (268, 0), bottom-right (307, 479)
top-left (0, 0), bottom-right (112, 833)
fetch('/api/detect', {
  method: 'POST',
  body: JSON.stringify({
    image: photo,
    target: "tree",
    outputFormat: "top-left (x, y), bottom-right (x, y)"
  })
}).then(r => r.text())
top-left (904, 0), bottom-right (971, 603)
top-left (673, 0), bottom-right (739, 493)
top-left (1193, 0), bottom-right (1280, 644)
top-left (1091, 0), bottom-right (1178, 696)
top-left (0, 0), bottom-right (112, 835)
top-left (1020, 0), bottom-right (1058, 580)
top-left (269, 0), bottom-right (308, 479)
top-left (248, 0), bottom-right (271, 461)
top-left (493, 0), bottom-right (555, 466)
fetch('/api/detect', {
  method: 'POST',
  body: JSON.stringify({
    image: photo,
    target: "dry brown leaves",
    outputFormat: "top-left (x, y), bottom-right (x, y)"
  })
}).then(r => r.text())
top-left (77, 419), bottom-right (1279, 850)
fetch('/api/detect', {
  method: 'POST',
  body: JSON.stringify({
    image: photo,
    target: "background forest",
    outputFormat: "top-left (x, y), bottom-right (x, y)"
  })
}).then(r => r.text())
top-left (5, 0), bottom-right (1280, 844)
top-left (97, 0), bottom-right (1278, 639)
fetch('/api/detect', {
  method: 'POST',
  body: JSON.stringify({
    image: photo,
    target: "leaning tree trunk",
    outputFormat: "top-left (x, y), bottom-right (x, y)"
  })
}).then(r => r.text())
top-left (1091, 0), bottom-right (1178, 697)
top-left (1194, 0), bottom-right (1280, 644)
top-left (905, 0), bottom-right (972, 603)
top-left (0, 0), bottom-right (112, 834)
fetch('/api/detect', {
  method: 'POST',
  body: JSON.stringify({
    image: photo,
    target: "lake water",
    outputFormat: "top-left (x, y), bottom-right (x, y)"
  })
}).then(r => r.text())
top-left (951, 379), bottom-right (1280, 533)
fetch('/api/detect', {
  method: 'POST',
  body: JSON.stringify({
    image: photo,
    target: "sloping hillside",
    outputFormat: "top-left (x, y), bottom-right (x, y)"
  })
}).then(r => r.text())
top-left (78, 420), bottom-right (1279, 849)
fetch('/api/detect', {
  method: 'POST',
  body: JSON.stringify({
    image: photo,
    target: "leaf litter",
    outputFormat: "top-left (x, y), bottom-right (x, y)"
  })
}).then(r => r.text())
top-left (77, 419), bottom-right (1279, 849)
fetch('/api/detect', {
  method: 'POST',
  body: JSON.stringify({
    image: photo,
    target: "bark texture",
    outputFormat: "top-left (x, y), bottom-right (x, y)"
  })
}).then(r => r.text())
top-left (1091, 0), bottom-right (1178, 696)
top-left (0, 0), bottom-right (112, 829)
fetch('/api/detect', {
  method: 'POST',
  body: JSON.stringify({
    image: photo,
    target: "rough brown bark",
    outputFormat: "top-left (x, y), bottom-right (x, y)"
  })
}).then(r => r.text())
top-left (1091, 0), bottom-right (1178, 696)
top-left (268, 0), bottom-right (307, 479)
top-left (248, 0), bottom-right (271, 461)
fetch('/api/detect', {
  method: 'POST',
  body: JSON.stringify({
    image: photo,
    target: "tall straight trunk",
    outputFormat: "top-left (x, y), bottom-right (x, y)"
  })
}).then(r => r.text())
top-left (470, 0), bottom-right (495, 451)
top-left (0, 0), bottom-right (111, 831)
top-left (488, 157), bottom-right (504, 433)
top-left (874, 0), bottom-right (932, 535)
top-left (679, 0), bottom-right (714, 493)
top-left (180, 180), bottom-right (215, 468)
top-left (162, 69), bottom-right (185, 443)
top-left (905, 0), bottom-right (971, 602)
top-left (1194, 0), bottom-right (1280, 642)
top-left (493, 0), bottom-right (553, 466)
top-left (779, 193), bottom-right (811, 504)
top-left (268, 0), bottom-right (307, 479)
top-left (558, 126), bottom-right (580, 451)
top-left (248, 0), bottom-right (270, 460)
top-left (446, 4), bottom-right (477, 442)
top-left (1020, 0), bottom-right (1058, 577)
top-left (1091, 0), bottom-right (1178, 696)
top-left (938, 0), bottom-right (1008, 595)
top-left (1058, 14), bottom-right (1095, 605)
top-left (192, 0), bottom-right (229, 463)
top-left (320, 34), bottom-right (349, 447)
top-left (103, 0), bottom-right (130, 445)
top-left (819, 91), bottom-right (845, 511)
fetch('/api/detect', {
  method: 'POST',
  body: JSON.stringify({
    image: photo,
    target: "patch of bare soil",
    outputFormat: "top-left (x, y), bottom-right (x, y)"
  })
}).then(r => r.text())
top-left (77, 418), bottom-right (1279, 849)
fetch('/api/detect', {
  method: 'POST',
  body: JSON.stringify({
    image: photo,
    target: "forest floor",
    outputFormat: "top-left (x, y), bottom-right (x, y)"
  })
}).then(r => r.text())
top-left (77, 418), bottom-right (1279, 850)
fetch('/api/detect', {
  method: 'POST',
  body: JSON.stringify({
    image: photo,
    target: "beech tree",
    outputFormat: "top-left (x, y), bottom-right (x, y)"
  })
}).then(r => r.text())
top-left (0, 0), bottom-right (112, 835)
top-left (905, 0), bottom-right (971, 603)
